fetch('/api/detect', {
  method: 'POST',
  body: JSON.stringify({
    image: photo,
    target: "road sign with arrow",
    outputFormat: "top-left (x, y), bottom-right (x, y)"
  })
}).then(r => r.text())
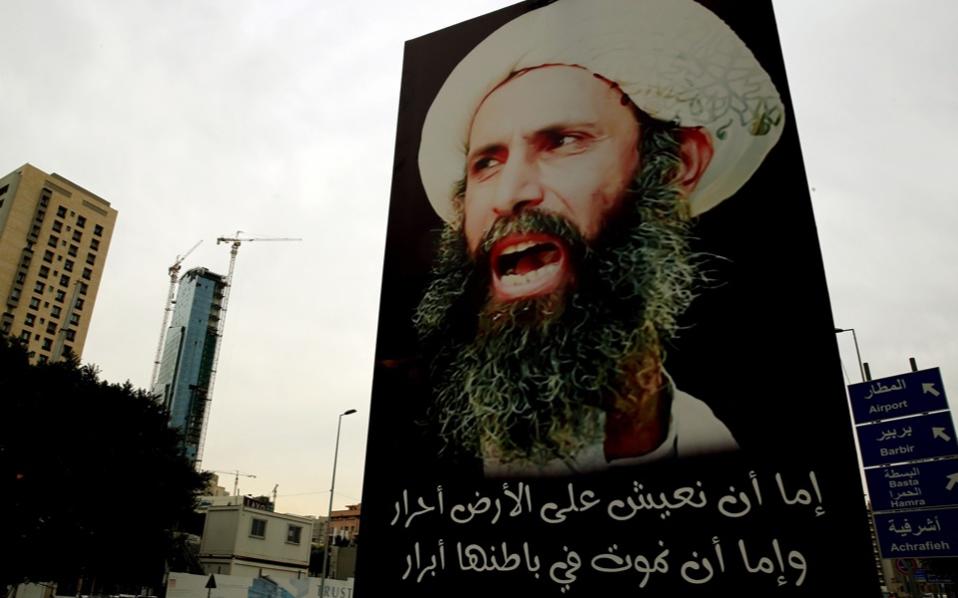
top-left (857, 411), bottom-right (958, 467)
top-left (866, 458), bottom-right (958, 511)
top-left (849, 367), bottom-right (948, 424)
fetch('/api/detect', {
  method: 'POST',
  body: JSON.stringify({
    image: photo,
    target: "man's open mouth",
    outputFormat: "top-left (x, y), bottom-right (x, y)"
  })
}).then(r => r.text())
top-left (490, 233), bottom-right (568, 301)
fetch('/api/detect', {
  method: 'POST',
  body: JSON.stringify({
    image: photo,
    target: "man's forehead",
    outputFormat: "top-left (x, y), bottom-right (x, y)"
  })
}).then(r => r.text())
top-left (467, 65), bottom-right (630, 147)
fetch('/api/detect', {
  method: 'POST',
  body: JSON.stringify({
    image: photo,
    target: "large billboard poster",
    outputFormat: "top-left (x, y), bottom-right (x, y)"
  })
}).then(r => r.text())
top-left (358, 0), bottom-right (879, 595)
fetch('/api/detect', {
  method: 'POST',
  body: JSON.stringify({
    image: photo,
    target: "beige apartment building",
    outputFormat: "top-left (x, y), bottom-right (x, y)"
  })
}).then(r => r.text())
top-left (0, 164), bottom-right (116, 362)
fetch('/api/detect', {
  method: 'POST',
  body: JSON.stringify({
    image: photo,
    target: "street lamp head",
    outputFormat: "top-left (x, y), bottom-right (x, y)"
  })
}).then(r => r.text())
top-left (835, 327), bottom-right (849, 333)
top-left (342, 409), bottom-right (357, 416)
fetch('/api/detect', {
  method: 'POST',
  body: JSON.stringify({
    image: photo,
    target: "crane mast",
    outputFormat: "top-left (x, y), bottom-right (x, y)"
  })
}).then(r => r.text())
top-left (192, 232), bottom-right (301, 468)
top-left (207, 468), bottom-right (257, 497)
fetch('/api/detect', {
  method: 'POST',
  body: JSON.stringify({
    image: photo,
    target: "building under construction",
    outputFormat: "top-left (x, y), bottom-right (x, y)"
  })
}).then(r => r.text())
top-left (152, 267), bottom-right (226, 465)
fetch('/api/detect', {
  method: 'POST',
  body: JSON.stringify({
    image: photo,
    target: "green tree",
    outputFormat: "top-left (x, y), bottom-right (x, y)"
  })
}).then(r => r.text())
top-left (0, 335), bottom-right (208, 594)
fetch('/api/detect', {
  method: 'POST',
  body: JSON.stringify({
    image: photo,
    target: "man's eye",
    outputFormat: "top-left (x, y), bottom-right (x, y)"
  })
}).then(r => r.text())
top-left (544, 132), bottom-right (587, 152)
top-left (471, 156), bottom-right (500, 173)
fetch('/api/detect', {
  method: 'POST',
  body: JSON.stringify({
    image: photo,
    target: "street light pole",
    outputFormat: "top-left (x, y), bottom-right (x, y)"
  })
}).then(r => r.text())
top-left (318, 408), bottom-right (356, 598)
top-left (835, 327), bottom-right (866, 383)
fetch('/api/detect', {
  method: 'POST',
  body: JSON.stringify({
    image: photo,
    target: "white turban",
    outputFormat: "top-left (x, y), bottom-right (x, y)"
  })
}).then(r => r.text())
top-left (419, 0), bottom-right (784, 222)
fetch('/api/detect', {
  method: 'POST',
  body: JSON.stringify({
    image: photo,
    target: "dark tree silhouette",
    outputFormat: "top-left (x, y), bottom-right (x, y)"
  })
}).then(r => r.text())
top-left (0, 335), bottom-right (208, 594)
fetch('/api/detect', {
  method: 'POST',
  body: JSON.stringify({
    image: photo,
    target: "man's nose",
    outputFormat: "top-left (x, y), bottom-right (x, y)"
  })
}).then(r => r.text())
top-left (492, 152), bottom-right (543, 216)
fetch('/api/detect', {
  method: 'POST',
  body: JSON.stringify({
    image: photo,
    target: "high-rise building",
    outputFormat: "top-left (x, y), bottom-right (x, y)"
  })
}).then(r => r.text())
top-left (153, 267), bottom-right (226, 465)
top-left (0, 164), bottom-right (117, 363)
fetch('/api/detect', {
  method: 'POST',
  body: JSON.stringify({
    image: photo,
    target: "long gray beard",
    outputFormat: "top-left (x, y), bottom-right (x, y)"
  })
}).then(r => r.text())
top-left (414, 148), bottom-right (699, 464)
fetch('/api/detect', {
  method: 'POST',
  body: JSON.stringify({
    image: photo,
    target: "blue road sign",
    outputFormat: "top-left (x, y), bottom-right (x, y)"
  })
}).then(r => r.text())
top-left (858, 411), bottom-right (958, 467)
top-left (849, 368), bottom-right (948, 424)
top-left (875, 507), bottom-right (958, 558)
top-left (867, 459), bottom-right (958, 512)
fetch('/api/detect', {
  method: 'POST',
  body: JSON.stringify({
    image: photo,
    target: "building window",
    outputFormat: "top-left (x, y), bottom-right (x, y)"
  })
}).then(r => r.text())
top-left (46, 322), bottom-right (56, 335)
top-left (29, 297), bottom-right (40, 310)
top-left (38, 266), bottom-right (49, 279)
top-left (76, 215), bottom-right (86, 228)
top-left (34, 281), bottom-right (45, 294)
top-left (43, 250), bottom-right (54, 263)
top-left (38, 355), bottom-right (48, 364)
top-left (15, 272), bottom-right (26, 284)
top-left (64, 259), bottom-right (74, 272)
top-left (65, 329), bottom-right (76, 341)
top-left (90, 238), bottom-right (100, 251)
top-left (86, 253), bottom-right (96, 266)
top-left (74, 298), bottom-right (85, 311)
top-left (55, 290), bottom-right (65, 303)
top-left (60, 274), bottom-right (70, 287)
top-left (24, 314), bottom-right (35, 327)
top-left (69, 313), bottom-right (80, 326)
top-left (19, 330), bottom-right (30, 342)
top-left (50, 306), bottom-right (61, 319)
top-left (56, 206), bottom-right (66, 218)
top-left (47, 235), bottom-right (58, 248)
top-left (79, 283), bottom-right (88, 296)
top-left (68, 245), bottom-right (78, 257)
top-left (0, 184), bottom-right (7, 195)
top-left (52, 220), bottom-right (63, 232)
top-left (81, 268), bottom-right (92, 280)
top-left (94, 224), bottom-right (103, 237)
top-left (73, 230), bottom-right (82, 242)
top-left (286, 525), bottom-right (302, 544)
top-left (250, 518), bottom-right (267, 538)
top-left (41, 338), bottom-right (52, 351)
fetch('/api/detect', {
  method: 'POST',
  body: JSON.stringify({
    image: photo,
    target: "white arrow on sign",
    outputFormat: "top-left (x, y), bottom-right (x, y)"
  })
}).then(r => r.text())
top-left (923, 382), bottom-right (941, 397)
top-left (932, 427), bottom-right (952, 442)
top-left (946, 473), bottom-right (958, 491)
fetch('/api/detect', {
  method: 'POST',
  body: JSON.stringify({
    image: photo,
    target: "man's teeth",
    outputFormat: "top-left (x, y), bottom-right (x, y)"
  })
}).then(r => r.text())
top-left (500, 240), bottom-right (539, 255)
top-left (500, 262), bottom-right (560, 287)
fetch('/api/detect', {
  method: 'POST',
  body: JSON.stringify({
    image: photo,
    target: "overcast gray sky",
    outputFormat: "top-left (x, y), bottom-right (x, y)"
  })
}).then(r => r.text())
top-left (2, 0), bottom-right (956, 517)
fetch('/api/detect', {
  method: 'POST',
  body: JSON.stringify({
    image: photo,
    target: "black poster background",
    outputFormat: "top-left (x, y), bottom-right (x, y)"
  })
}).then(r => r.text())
top-left (356, 1), bottom-right (879, 595)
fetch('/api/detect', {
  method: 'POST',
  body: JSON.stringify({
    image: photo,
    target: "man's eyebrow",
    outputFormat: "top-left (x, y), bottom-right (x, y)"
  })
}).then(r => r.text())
top-left (530, 121), bottom-right (600, 137)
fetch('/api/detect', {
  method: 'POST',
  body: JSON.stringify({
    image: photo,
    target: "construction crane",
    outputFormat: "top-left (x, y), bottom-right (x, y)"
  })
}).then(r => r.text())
top-left (150, 240), bottom-right (203, 391)
top-left (207, 469), bottom-right (257, 497)
top-left (191, 232), bottom-right (301, 467)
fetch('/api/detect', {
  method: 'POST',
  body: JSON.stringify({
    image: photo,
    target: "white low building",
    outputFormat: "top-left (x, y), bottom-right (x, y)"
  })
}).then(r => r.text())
top-left (198, 500), bottom-right (313, 578)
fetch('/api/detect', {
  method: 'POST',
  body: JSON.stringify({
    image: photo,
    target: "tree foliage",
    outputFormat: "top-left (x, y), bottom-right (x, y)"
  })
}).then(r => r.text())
top-left (0, 336), bottom-right (208, 592)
